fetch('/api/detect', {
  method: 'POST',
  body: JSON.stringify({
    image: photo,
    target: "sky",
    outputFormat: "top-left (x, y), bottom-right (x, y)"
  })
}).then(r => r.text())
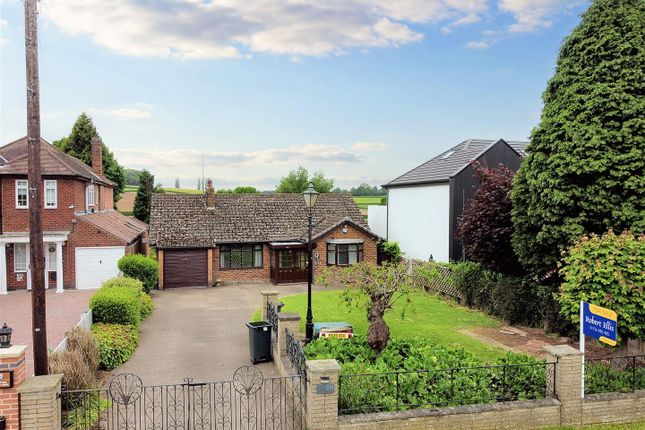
top-left (0, 0), bottom-right (588, 190)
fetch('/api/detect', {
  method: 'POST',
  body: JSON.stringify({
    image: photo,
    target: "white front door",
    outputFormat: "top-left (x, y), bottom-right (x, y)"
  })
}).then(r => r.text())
top-left (75, 247), bottom-right (125, 289)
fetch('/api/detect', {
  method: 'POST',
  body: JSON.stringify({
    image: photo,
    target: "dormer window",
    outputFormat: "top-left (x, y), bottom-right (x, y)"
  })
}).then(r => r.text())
top-left (15, 180), bottom-right (28, 208)
top-left (86, 184), bottom-right (95, 209)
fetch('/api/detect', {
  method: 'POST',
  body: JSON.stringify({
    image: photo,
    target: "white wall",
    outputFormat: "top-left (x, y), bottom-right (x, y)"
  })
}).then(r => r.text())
top-left (367, 205), bottom-right (387, 238)
top-left (387, 184), bottom-right (450, 262)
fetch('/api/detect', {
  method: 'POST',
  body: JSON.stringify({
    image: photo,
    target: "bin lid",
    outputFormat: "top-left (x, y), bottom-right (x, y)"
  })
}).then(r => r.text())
top-left (247, 321), bottom-right (272, 328)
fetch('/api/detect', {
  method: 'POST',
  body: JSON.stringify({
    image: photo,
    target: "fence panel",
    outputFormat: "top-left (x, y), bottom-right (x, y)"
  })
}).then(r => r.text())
top-left (585, 355), bottom-right (645, 395)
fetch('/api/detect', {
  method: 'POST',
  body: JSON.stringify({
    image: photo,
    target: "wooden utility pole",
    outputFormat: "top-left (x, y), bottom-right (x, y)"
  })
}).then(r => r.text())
top-left (24, 0), bottom-right (48, 376)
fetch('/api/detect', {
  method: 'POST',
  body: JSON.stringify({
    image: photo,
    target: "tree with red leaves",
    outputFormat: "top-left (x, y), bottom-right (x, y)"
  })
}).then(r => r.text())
top-left (456, 162), bottom-right (522, 275)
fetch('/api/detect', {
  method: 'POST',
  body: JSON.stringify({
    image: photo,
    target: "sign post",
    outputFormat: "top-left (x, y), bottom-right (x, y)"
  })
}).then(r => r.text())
top-left (579, 301), bottom-right (618, 398)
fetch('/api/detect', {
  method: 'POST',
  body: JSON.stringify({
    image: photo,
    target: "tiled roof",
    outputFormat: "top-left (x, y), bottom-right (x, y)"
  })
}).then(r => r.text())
top-left (77, 210), bottom-right (147, 244)
top-left (149, 192), bottom-right (374, 248)
top-left (0, 136), bottom-right (115, 186)
top-left (384, 138), bottom-right (528, 187)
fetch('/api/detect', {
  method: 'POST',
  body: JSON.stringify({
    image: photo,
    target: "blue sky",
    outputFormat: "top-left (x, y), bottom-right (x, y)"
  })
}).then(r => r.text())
top-left (1, 0), bottom-right (587, 189)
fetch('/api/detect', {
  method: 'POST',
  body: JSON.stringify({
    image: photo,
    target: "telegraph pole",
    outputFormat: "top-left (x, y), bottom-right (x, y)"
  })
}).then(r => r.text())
top-left (25, 0), bottom-right (48, 376)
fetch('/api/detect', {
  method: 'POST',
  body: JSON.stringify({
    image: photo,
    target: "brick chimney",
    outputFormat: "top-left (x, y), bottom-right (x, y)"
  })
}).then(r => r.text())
top-left (91, 137), bottom-right (103, 176)
top-left (206, 179), bottom-right (215, 208)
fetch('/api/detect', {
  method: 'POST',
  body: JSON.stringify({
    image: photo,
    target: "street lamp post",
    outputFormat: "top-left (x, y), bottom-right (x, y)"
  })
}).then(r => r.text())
top-left (302, 183), bottom-right (319, 343)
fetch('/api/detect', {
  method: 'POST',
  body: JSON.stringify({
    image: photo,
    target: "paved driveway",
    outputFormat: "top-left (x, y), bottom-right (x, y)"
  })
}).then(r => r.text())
top-left (115, 283), bottom-right (320, 385)
top-left (0, 290), bottom-right (95, 376)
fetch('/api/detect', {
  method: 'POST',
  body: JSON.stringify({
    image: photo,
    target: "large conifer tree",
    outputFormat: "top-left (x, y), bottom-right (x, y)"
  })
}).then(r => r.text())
top-left (512, 0), bottom-right (645, 277)
top-left (133, 170), bottom-right (155, 223)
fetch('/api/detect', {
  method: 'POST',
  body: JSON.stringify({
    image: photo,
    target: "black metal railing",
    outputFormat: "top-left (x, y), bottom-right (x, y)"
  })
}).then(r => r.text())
top-left (267, 301), bottom-right (279, 337)
top-left (286, 328), bottom-right (307, 377)
top-left (338, 361), bottom-right (556, 415)
top-left (584, 355), bottom-right (645, 395)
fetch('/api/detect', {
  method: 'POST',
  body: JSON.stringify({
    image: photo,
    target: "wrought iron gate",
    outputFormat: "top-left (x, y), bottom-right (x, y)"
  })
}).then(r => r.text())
top-left (62, 366), bottom-right (306, 430)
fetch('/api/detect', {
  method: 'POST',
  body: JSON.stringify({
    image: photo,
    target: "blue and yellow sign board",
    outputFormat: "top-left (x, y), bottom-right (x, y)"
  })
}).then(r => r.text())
top-left (581, 302), bottom-right (617, 346)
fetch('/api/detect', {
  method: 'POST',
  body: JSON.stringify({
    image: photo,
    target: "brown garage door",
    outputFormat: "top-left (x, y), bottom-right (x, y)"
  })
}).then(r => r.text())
top-left (163, 249), bottom-right (208, 288)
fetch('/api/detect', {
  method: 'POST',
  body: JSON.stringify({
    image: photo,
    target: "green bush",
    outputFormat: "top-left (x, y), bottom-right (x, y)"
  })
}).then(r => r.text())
top-left (92, 323), bottom-right (139, 370)
top-left (377, 241), bottom-right (403, 264)
top-left (89, 286), bottom-right (141, 326)
top-left (64, 397), bottom-right (111, 430)
top-left (558, 230), bottom-right (645, 343)
top-left (585, 362), bottom-right (645, 395)
top-left (306, 337), bottom-right (548, 413)
top-left (118, 254), bottom-right (159, 293)
top-left (102, 277), bottom-right (153, 320)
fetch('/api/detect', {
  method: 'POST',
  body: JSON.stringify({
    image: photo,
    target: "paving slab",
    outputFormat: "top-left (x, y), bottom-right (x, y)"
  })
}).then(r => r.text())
top-left (114, 283), bottom-right (322, 385)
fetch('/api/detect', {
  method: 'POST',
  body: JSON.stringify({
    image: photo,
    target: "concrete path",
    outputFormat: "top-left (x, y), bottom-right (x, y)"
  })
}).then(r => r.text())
top-left (115, 283), bottom-right (320, 385)
top-left (0, 289), bottom-right (95, 376)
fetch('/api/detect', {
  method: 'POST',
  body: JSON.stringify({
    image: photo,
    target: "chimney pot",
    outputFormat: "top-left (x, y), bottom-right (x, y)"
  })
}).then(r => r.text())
top-left (91, 137), bottom-right (103, 176)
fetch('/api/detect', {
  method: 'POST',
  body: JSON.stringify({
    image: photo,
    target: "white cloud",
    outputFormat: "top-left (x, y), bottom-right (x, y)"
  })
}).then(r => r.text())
top-left (89, 103), bottom-right (153, 119)
top-left (352, 142), bottom-right (389, 152)
top-left (41, 0), bottom-right (489, 59)
top-left (441, 13), bottom-right (481, 34)
top-left (499, 0), bottom-right (580, 33)
top-left (465, 40), bottom-right (489, 49)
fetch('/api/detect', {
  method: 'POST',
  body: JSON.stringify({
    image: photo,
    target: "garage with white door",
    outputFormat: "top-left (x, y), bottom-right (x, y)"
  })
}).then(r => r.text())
top-left (75, 246), bottom-right (125, 289)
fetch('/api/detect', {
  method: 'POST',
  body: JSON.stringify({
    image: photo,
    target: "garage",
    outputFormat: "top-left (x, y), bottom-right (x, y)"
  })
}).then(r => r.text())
top-left (163, 249), bottom-right (208, 288)
top-left (75, 246), bottom-right (125, 289)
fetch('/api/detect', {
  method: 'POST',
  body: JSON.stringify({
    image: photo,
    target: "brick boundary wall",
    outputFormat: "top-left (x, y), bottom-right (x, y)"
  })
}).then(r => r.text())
top-left (0, 346), bottom-right (27, 430)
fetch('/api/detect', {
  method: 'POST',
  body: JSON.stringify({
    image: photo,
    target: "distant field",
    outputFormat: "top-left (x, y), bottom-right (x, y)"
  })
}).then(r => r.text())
top-left (354, 196), bottom-right (386, 209)
top-left (162, 188), bottom-right (202, 194)
top-left (124, 185), bottom-right (138, 192)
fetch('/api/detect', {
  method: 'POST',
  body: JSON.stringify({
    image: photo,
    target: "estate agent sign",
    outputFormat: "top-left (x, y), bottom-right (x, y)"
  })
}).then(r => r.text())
top-left (581, 301), bottom-right (618, 346)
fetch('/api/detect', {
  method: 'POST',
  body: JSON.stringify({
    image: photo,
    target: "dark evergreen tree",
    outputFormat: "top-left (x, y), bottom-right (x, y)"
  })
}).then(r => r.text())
top-left (512, 0), bottom-right (645, 278)
top-left (53, 113), bottom-right (126, 204)
top-left (133, 170), bottom-right (154, 223)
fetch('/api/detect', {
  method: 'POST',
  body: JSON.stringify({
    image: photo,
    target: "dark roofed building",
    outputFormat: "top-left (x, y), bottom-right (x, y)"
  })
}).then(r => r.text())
top-left (149, 184), bottom-right (378, 287)
top-left (380, 138), bottom-right (527, 262)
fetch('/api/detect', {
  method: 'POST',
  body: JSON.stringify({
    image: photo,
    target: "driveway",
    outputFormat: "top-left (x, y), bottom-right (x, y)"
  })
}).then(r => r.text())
top-left (0, 289), bottom-right (95, 376)
top-left (115, 283), bottom-right (323, 385)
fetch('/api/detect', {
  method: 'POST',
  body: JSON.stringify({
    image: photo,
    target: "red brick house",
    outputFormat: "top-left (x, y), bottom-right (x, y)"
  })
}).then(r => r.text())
top-left (149, 182), bottom-right (378, 288)
top-left (0, 137), bottom-right (148, 293)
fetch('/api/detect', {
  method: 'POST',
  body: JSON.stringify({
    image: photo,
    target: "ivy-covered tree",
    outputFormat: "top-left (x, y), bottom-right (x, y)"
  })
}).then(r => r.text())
top-left (133, 170), bottom-right (155, 223)
top-left (53, 113), bottom-right (126, 204)
top-left (511, 0), bottom-right (645, 278)
top-left (457, 163), bottom-right (522, 274)
top-left (276, 166), bottom-right (335, 193)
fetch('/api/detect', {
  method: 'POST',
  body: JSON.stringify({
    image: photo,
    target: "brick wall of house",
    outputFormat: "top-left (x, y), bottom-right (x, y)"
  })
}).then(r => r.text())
top-left (4, 243), bottom-right (69, 291)
top-left (212, 244), bottom-right (271, 283)
top-left (313, 223), bottom-right (378, 280)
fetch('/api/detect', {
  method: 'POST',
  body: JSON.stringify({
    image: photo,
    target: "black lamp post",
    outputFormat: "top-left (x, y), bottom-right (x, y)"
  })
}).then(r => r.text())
top-left (302, 183), bottom-right (319, 343)
top-left (0, 323), bottom-right (13, 349)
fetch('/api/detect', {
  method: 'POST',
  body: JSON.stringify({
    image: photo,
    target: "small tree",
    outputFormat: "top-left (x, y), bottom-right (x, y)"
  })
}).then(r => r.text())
top-left (174, 178), bottom-right (180, 188)
top-left (276, 166), bottom-right (334, 193)
top-left (558, 230), bottom-right (645, 345)
top-left (133, 170), bottom-right (154, 223)
top-left (318, 262), bottom-right (412, 354)
top-left (233, 186), bottom-right (258, 193)
top-left (456, 163), bottom-right (522, 274)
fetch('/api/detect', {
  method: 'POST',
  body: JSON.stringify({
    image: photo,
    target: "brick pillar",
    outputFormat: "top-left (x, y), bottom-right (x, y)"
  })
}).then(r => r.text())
top-left (207, 249), bottom-right (214, 287)
top-left (277, 313), bottom-right (300, 363)
top-left (544, 344), bottom-right (583, 426)
top-left (305, 359), bottom-right (341, 430)
top-left (0, 346), bottom-right (28, 430)
top-left (260, 289), bottom-right (279, 321)
top-left (18, 374), bottom-right (63, 430)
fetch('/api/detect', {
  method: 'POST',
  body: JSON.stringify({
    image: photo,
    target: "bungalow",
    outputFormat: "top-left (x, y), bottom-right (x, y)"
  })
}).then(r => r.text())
top-left (0, 137), bottom-right (148, 292)
top-left (381, 138), bottom-right (527, 262)
top-left (149, 181), bottom-right (378, 287)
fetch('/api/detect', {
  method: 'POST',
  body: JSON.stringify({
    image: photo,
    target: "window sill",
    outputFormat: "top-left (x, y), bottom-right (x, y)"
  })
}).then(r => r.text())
top-left (219, 266), bottom-right (264, 271)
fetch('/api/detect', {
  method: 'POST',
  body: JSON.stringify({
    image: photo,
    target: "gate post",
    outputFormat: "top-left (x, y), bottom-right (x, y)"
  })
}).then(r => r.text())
top-left (0, 345), bottom-right (27, 430)
top-left (260, 289), bottom-right (279, 321)
top-left (544, 344), bottom-right (583, 426)
top-left (305, 359), bottom-right (340, 430)
top-left (277, 313), bottom-right (300, 364)
top-left (18, 373), bottom-right (63, 430)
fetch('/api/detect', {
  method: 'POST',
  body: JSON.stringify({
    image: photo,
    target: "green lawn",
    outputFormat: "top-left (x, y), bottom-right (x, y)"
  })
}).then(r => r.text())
top-left (123, 185), bottom-right (138, 192)
top-left (274, 289), bottom-right (505, 362)
top-left (162, 187), bottom-right (202, 194)
top-left (353, 196), bottom-right (386, 209)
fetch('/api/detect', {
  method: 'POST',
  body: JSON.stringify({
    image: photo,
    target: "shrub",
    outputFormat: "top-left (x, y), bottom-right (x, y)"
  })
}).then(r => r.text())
top-left (64, 397), bottom-right (111, 430)
top-left (89, 286), bottom-right (141, 326)
top-left (118, 254), bottom-right (159, 293)
top-left (92, 323), bottom-right (139, 370)
top-left (102, 277), bottom-right (153, 320)
top-left (49, 350), bottom-right (96, 391)
top-left (65, 327), bottom-right (100, 371)
top-left (377, 241), bottom-right (403, 264)
top-left (558, 230), bottom-right (645, 343)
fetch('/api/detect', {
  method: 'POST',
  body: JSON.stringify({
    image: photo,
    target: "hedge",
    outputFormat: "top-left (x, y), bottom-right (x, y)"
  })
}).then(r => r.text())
top-left (101, 277), bottom-right (153, 320)
top-left (89, 286), bottom-right (141, 326)
top-left (118, 254), bottom-right (159, 293)
top-left (91, 323), bottom-right (139, 370)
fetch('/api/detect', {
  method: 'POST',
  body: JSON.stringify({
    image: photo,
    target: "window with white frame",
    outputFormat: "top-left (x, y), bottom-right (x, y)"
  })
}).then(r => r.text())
top-left (44, 180), bottom-right (57, 208)
top-left (16, 180), bottom-right (28, 208)
top-left (14, 243), bottom-right (28, 272)
top-left (86, 184), bottom-right (95, 207)
top-left (47, 245), bottom-right (57, 271)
